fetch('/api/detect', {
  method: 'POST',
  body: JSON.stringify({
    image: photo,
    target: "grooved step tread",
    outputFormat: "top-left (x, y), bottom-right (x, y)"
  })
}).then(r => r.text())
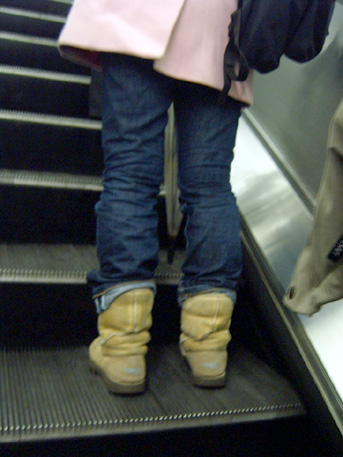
top-left (0, 344), bottom-right (305, 443)
top-left (0, 64), bottom-right (90, 84)
top-left (0, 66), bottom-right (90, 116)
top-left (0, 0), bottom-right (71, 16)
top-left (0, 109), bottom-right (101, 129)
top-left (0, 30), bottom-right (57, 46)
top-left (0, 170), bottom-right (167, 193)
top-left (0, 169), bottom-right (102, 191)
top-left (0, 5), bottom-right (66, 23)
top-left (0, 244), bottom-right (183, 285)
top-left (0, 32), bottom-right (88, 74)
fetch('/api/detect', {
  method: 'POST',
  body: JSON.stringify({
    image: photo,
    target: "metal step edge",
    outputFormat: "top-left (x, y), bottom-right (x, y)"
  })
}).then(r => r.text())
top-left (0, 0), bottom-right (72, 11)
top-left (0, 169), bottom-right (103, 191)
top-left (0, 269), bottom-right (88, 284)
top-left (0, 64), bottom-right (90, 84)
top-left (0, 109), bottom-right (101, 130)
top-left (0, 403), bottom-right (303, 439)
top-left (0, 1), bottom-right (71, 19)
top-left (0, 5), bottom-right (66, 24)
top-left (0, 170), bottom-right (166, 195)
top-left (0, 30), bottom-right (57, 47)
top-left (0, 269), bottom-right (182, 285)
top-left (37, 0), bottom-right (73, 5)
top-left (0, 244), bottom-right (183, 285)
top-left (0, 345), bottom-right (305, 443)
top-left (50, 0), bottom-right (73, 5)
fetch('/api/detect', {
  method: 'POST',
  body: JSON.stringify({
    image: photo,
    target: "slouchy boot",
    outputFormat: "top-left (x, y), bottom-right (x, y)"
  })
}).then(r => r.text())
top-left (89, 288), bottom-right (154, 394)
top-left (180, 293), bottom-right (234, 387)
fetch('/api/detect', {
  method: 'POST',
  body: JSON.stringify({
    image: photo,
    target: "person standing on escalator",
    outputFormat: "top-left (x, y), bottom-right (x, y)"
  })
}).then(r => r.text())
top-left (58, 0), bottom-right (253, 394)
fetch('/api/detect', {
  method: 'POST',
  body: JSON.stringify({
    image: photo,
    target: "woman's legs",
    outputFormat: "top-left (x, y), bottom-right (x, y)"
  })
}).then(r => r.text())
top-left (88, 54), bottom-right (173, 393)
top-left (174, 82), bottom-right (242, 386)
top-left (174, 82), bottom-right (243, 300)
top-left (88, 56), bottom-right (243, 390)
top-left (88, 54), bottom-right (173, 311)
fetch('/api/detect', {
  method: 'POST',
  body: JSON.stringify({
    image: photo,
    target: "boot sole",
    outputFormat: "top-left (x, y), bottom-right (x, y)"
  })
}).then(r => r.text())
top-left (180, 351), bottom-right (227, 388)
top-left (191, 373), bottom-right (226, 388)
top-left (89, 360), bottom-right (146, 395)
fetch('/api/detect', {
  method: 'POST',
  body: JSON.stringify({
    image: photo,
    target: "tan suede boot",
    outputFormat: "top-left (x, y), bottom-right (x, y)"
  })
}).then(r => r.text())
top-left (180, 293), bottom-right (234, 387)
top-left (89, 288), bottom-right (154, 394)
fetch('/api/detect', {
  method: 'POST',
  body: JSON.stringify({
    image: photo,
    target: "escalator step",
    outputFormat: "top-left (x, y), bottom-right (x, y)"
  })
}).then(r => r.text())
top-left (0, 65), bottom-right (90, 116)
top-left (0, 244), bottom-right (182, 346)
top-left (0, 0), bottom-right (71, 16)
top-left (0, 243), bottom-right (182, 285)
top-left (0, 243), bottom-right (98, 283)
top-left (0, 169), bottom-right (102, 191)
top-left (0, 111), bottom-right (103, 174)
top-left (0, 6), bottom-right (65, 39)
top-left (0, 170), bottom-right (168, 244)
top-left (0, 344), bottom-right (305, 443)
top-left (0, 182), bottom-right (99, 244)
top-left (0, 32), bottom-right (88, 74)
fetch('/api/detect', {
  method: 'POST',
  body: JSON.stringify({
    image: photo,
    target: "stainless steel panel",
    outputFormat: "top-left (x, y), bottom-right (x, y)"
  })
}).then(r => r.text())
top-left (233, 118), bottom-right (313, 291)
top-left (249, 3), bottom-right (343, 204)
top-left (232, 115), bottom-right (343, 434)
top-left (235, 5), bottom-right (343, 423)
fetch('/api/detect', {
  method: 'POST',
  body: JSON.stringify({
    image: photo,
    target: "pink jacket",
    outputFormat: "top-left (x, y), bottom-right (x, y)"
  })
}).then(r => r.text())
top-left (58, 0), bottom-right (253, 105)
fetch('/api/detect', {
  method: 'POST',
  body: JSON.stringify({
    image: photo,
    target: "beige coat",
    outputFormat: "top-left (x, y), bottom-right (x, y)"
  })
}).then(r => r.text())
top-left (283, 98), bottom-right (343, 316)
top-left (58, 0), bottom-right (253, 105)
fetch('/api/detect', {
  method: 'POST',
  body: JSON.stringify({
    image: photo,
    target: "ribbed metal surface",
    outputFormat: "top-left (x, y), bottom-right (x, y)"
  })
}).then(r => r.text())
top-left (0, 31), bottom-right (57, 47)
top-left (0, 64), bottom-right (91, 85)
top-left (0, 244), bottom-right (183, 285)
top-left (0, 65), bottom-right (90, 84)
top-left (0, 32), bottom-right (88, 74)
top-left (0, 110), bottom-right (101, 130)
top-left (0, 0), bottom-right (71, 16)
top-left (0, 67), bottom-right (90, 116)
top-left (0, 344), bottom-right (304, 443)
top-left (0, 169), bottom-right (102, 191)
top-left (0, 6), bottom-right (65, 39)
top-left (0, 115), bottom-right (103, 175)
top-left (0, 6), bottom-right (65, 23)
top-left (0, 170), bottom-right (166, 193)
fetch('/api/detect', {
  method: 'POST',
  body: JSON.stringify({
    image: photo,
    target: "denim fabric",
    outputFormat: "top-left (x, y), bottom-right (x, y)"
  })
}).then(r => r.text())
top-left (88, 53), bottom-right (243, 310)
top-left (93, 280), bottom-right (157, 313)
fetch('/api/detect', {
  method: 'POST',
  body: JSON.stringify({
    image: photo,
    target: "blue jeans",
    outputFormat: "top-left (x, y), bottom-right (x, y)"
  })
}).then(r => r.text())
top-left (88, 54), bottom-right (243, 313)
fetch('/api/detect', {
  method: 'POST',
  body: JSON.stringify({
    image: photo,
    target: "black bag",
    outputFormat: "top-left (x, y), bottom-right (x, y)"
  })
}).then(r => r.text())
top-left (222, 0), bottom-right (335, 96)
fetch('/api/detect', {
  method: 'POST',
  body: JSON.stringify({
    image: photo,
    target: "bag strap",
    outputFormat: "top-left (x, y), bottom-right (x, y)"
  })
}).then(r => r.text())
top-left (219, 8), bottom-right (250, 103)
